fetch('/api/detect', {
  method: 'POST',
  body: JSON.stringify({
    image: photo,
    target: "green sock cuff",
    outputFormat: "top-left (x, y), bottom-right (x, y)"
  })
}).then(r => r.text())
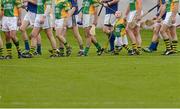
top-left (164, 39), bottom-right (169, 41)
top-left (0, 48), bottom-right (3, 55)
top-left (24, 40), bottom-right (28, 43)
top-left (30, 47), bottom-right (36, 54)
top-left (84, 47), bottom-right (90, 55)
top-left (6, 43), bottom-right (12, 49)
top-left (80, 45), bottom-right (84, 50)
top-left (172, 40), bottom-right (178, 43)
top-left (14, 41), bottom-right (19, 47)
top-left (37, 43), bottom-right (41, 46)
top-left (64, 42), bottom-right (67, 45)
top-left (64, 42), bottom-right (69, 48)
top-left (94, 42), bottom-right (101, 50)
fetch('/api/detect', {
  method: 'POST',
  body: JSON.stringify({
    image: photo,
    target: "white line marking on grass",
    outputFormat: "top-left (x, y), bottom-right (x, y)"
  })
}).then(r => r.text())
top-left (7, 101), bottom-right (180, 106)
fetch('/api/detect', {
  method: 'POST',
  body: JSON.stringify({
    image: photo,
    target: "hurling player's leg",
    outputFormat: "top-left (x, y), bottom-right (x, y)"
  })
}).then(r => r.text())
top-left (0, 36), bottom-right (4, 59)
top-left (109, 32), bottom-right (115, 52)
top-left (5, 32), bottom-right (12, 59)
top-left (72, 25), bottom-right (84, 55)
top-left (134, 27), bottom-right (142, 55)
top-left (28, 27), bottom-right (41, 57)
top-left (114, 36), bottom-right (122, 55)
top-left (103, 14), bottom-right (115, 52)
top-left (104, 26), bottom-right (115, 52)
top-left (83, 27), bottom-right (91, 56)
top-left (36, 34), bottom-right (42, 55)
top-left (169, 26), bottom-right (178, 53)
top-left (144, 25), bottom-right (160, 53)
top-left (120, 35), bottom-right (132, 55)
top-left (160, 24), bottom-right (172, 55)
top-left (126, 25), bottom-right (137, 54)
top-left (59, 42), bottom-right (65, 56)
top-left (149, 26), bottom-right (160, 51)
top-left (91, 34), bottom-right (103, 56)
top-left (56, 29), bottom-right (65, 56)
top-left (45, 28), bottom-right (58, 57)
top-left (56, 28), bottom-right (71, 56)
top-left (10, 30), bottom-right (23, 58)
top-left (20, 20), bottom-right (30, 51)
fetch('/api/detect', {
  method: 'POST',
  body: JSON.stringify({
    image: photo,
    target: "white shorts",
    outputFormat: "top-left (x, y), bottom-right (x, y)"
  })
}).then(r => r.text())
top-left (24, 11), bottom-right (36, 26)
top-left (50, 13), bottom-right (55, 28)
top-left (163, 12), bottom-right (176, 27)
top-left (34, 14), bottom-right (51, 29)
top-left (55, 19), bottom-right (65, 29)
top-left (67, 15), bottom-right (79, 28)
top-left (127, 11), bottom-right (142, 26)
top-left (104, 14), bottom-right (116, 26)
top-left (83, 14), bottom-right (94, 28)
top-left (115, 35), bottom-right (128, 46)
top-left (2, 16), bottom-right (18, 32)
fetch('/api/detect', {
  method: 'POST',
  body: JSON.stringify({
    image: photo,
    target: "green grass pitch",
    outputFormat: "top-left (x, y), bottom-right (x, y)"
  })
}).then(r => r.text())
top-left (0, 28), bottom-right (180, 108)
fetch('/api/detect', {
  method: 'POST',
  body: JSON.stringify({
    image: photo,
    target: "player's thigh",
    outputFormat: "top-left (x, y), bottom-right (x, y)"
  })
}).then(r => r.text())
top-left (169, 26), bottom-right (177, 37)
top-left (20, 20), bottom-right (30, 31)
top-left (103, 26), bottom-right (112, 34)
top-left (55, 19), bottom-right (65, 36)
top-left (56, 28), bottom-right (64, 37)
top-left (0, 36), bottom-right (3, 47)
top-left (133, 27), bottom-right (140, 36)
top-left (4, 31), bottom-right (11, 41)
top-left (10, 30), bottom-right (17, 37)
top-left (31, 27), bottom-right (41, 38)
top-left (160, 24), bottom-right (168, 33)
top-left (44, 28), bottom-right (53, 39)
top-left (84, 27), bottom-right (91, 38)
top-left (72, 25), bottom-right (80, 36)
top-left (153, 23), bottom-right (161, 34)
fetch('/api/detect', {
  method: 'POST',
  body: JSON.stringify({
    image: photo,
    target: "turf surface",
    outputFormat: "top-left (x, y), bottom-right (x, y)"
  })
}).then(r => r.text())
top-left (0, 28), bottom-right (180, 108)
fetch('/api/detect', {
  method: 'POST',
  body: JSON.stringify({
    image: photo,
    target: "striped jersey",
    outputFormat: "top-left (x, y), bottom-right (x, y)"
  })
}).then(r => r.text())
top-left (166, 0), bottom-right (179, 12)
top-left (55, 0), bottom-right (71, 19)
top-left (114, 18), bottom-right (126, 37)
top-left (129, 0), bottom-right (137, 11)
top-left (1, 0), bottom-right (22, 17)
top-left (37, 0), bottom-right (51, 14)
top-left (82, 0), bottom-right (98, 14)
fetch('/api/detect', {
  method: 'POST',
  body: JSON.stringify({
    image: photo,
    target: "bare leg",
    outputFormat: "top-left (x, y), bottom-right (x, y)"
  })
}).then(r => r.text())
top-left (169, 26), bottom-right (178, 52)
top-left (44, 28), bottom-right (57, 49)
top-left (160, 24), bottom-right (172, 54)
top-left (72, 25), bottom-right (84, 51)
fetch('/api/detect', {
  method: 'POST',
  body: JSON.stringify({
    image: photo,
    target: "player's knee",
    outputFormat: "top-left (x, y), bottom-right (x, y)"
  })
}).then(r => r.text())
top-left (19, 27), bottom-right (25, 32)
top-left (153, 29), bottom-right (159, 35)
top-left (160, 28), bottom-right (165, 35)
top-left (30, 33), bottom-right (36, 39)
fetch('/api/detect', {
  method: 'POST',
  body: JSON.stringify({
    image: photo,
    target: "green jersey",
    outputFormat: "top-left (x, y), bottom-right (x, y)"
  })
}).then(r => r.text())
top-left (37, 0), bottom-right (51, 14)
top-left (166, 0), bottom-right (179, 12)
top-left (129, 0), bottom-right (137, 11)
top-left (82, 0), bottom-right (98, 14)
top-left (55, 0), bottom-right (70, 19)
top-left (1, 0), bottom-right (22, 17)
top-left (114, 18), bottom-right (126, 37)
